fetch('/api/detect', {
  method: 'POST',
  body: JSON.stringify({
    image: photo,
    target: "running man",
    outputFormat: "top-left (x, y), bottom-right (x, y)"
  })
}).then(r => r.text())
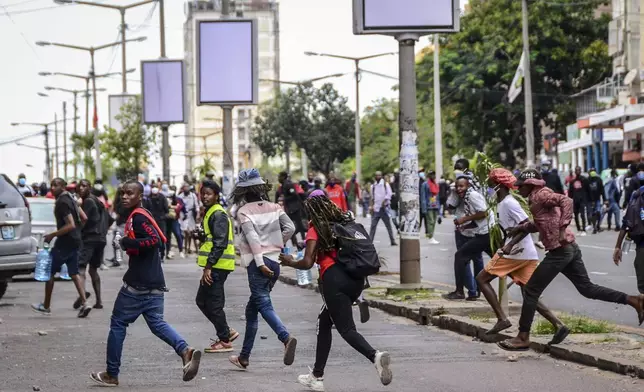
top-left (476, 169), bottom-right (568, 343)
top-left (196, 180), bottom-right (239, 353)
top-left (498, 169), bottom-right (644, 351)
top-left (228, 169), bottom-right (298, 370)
top-left (280, 194), bottom-right (392, 391)
top-left (90, 181), bottom-right (201, 386)
top-left (32, 178), bottom-right (91, 318)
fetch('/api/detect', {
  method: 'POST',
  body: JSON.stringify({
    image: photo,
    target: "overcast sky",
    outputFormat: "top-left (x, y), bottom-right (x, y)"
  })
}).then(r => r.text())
top-left (0, 0), bottom-right (441, 184)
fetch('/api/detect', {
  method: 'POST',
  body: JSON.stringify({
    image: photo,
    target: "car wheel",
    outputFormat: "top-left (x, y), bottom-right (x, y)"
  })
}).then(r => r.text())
top-left (0, 280), bottom-right (7, 301)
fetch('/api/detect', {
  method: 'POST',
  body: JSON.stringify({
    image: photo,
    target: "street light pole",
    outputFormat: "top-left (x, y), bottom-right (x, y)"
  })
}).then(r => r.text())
top-left (90, 50), bottom-right (102, 180)
top-left (63, 101), bottom-right (68, 178)
top-left (159, 0), bottom-right (170, 182)
top-left (433, 34), bottom-right (444, 179)
top-left (44, 126), bottom-right (51, 181)
top-left (121, 10), bottom-right (127, 92)
top-left (221, 0), bottom-right (234, 196)
top-left (54, 114), bottom-right (59, 178)
top-left (522, 0), bottom-right (535, 167)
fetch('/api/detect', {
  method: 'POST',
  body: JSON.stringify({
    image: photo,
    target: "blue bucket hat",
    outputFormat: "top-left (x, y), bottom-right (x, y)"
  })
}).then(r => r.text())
top-left (236, 168), bottom-right (266, 188)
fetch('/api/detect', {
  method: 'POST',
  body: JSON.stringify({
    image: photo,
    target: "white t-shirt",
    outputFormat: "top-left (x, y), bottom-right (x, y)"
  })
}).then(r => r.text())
top-left (464, 189), bottom-right (495, 236)
top-left (497, 195), bottom-right (539, 261)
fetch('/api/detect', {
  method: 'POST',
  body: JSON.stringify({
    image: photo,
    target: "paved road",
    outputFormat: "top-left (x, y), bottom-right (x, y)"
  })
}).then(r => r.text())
top-left (365, 215), bottom-right (644, 327)
top-left (1, 257), bottom-right (642, 391)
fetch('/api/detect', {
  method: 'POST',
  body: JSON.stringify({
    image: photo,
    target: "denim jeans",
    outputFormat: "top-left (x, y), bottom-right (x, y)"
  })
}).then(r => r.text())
top-left (106, 287), bottom-right (189, 377)
top-left (601, 201), bottom-right (621, 229)
top-left (454, 231), bottom-right (485, 297)
top-left (454, 233), bottom-right (492, 297)
top-left (369, 208), bottom-right (396, 244)
top-left (166, 219), bottom-right (184, 254)
top-left (240, 257), bottom-right (290, 360)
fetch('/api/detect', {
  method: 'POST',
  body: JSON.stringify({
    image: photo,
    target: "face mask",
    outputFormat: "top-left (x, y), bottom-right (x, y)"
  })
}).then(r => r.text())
top-left (162, 184), bottom-right (169, 192)
top-left (94, 183), bottom-right (103, 191)
top-left (419, 173), bottom-right (426, 180)
top-left (18, 178), bottom-right (26, 186)
top-left (589, 171), bottom-right (598, 177)
top-left (151, 187), bottom-right (159, 195)
top-left (183, 190), bottom-right (190, 195)
top-left (637, 172), bottom-right (644, 181)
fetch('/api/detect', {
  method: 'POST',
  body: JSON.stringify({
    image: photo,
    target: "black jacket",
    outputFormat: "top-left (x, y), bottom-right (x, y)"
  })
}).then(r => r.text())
top-left (543, 170), bottom-right (564, 194)
top-left (81, 195), bottom-right (106, 244)
top-left (205, 209), bottom-right (230, 268)
top-left (568, 176), bottom-right (590, 203)
top-left (122, 212), bottom-right (165, 290)
top-left (587, 176), bottom-right (605, 202)
top-left (146, 194), bottom-right (169, 224)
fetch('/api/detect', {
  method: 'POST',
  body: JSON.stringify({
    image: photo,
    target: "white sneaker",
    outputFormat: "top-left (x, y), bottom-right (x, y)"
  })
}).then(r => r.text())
top-left (579, 231), bottom-right (587, 237)
top-left (298, 367), bottom-right (324, 391)
top-left (167, 251), bottom-right (174, 259)
top-left (100, 263), bottom-right (110, 271)
top-left (427, 238), bottom-right (440, 245)
top-left (585, 225), bottom-right (593, 232)
top-left (179, 252), bottom-right (186, 259)
top-left (374, 351), bottom-right (392, 386)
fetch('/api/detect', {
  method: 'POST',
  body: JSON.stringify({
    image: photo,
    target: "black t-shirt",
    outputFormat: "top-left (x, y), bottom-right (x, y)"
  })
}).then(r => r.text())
top-left (122, 212), bottom-right (165, 290)
top-left (81, 196), bottom-right (105, 244)
top-left (54, 193), bottom-right (82, 249)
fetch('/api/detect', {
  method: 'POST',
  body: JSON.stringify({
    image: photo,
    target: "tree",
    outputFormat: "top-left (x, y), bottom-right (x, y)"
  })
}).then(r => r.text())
top-left (193, 157), bottom-right (216, 179)
top-left (416, 0), bottom-right (611, 166)
top-left (70, 132), bottom-right (96, 180)
top-left (252, 83), bottom-right (355, 176)
top-left (101, 96), bottom-right (157, 182)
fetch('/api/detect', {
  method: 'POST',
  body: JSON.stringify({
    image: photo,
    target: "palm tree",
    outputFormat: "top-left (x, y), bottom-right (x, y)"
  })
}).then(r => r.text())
top-left (193, 157), bottom-right (216, 179)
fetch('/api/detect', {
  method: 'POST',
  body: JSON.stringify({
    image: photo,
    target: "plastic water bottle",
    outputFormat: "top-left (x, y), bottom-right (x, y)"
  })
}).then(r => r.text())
top-left (113, 230), bottom-right (123, 263)
top-left (295, 250), bottom-right (313, 286)
top-left (35, 245), bottom-right (52, 282)
top-left (623, 237), bottom-right (634, 255)
top-left (59, 263), bottom-right (72, 280)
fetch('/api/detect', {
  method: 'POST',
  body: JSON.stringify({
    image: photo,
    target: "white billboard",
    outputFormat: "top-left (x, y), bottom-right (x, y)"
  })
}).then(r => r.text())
top-left (108, 94), bottom-right (138, 132)
top-left (197, 19), bottom-right (258, 105)
top-left (353, 0), bottom-right (460, 35)
top-left (141, 60), bottom-right (186, 124)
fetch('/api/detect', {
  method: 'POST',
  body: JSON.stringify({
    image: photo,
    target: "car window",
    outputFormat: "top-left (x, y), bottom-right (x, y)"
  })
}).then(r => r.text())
top-left (30, 203), bottom-right (55, 222)
top-left (0, 175), bottom-right (26, 208)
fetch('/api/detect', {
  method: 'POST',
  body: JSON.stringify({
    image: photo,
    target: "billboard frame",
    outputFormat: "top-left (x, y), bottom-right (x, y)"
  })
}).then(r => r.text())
top-left (353, 0), bottom-right (460, 35)
top-left (196, 18), bottom-right (259, 106)
top-left (140, 59), bottom-right (186, 125)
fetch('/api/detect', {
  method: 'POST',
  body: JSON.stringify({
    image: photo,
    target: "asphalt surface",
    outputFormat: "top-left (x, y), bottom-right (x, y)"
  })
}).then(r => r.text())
top-left (1, 256), bottom-right (643, 391)
top-left (365, 214), bottom-right (644, 327)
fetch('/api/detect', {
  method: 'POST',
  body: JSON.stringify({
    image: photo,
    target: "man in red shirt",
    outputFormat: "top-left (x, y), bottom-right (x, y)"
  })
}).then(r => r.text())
top-left (325, 173), bottom-right (348, 212)
top-left (498, 169), bottom-right (644, 351)
top-left (345, 173), bottom-right (361, 214)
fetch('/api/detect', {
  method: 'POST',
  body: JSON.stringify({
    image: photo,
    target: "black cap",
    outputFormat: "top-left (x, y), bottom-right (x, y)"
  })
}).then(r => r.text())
top-left (514, 168), bottom-right (542, 186)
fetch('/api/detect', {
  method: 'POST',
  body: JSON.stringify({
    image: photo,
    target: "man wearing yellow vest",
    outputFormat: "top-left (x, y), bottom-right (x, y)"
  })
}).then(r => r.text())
top-left (196, 181), bottom-right (239, 353)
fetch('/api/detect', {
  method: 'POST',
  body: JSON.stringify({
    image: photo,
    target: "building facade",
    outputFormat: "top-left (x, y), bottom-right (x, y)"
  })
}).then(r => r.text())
top-left (183, 0), bottom-right (280, 178)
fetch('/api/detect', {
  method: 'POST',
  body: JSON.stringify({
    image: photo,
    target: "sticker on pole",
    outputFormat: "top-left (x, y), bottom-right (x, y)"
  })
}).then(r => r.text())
top-left (353, 0), bottom-right (460, 35)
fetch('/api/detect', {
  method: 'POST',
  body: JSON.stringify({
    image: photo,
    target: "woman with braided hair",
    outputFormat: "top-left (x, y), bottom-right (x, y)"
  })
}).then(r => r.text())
top-left (476, 169), bottom-right (569, 343)
top-left (280, 194), bottom-right (392, 392)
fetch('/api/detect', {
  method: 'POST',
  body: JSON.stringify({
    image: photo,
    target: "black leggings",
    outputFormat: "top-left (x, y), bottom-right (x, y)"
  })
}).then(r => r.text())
top-left (288, 210), bottom-right (307, 245)
top-left (573, 201), bottom-right (588, 232)
top-left (313, 265), bottom-right (376, 378)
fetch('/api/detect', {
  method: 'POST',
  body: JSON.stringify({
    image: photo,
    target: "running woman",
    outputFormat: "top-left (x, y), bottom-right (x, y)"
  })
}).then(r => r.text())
top-left (476, 169), bottom-right (568, 344)
top-left (90, 181), bottom-right (201, 386)
top-left (280, 194), bottom-right (392, 391)
top-left (196, 180), bottom-right (239, 353)
top-left (498, 170), bottom-right (644, 351)
top-left (228, 169), bottom-right (298, 370)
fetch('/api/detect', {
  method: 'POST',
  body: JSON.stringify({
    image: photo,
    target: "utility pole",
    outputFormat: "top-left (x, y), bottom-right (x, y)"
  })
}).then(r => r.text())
top-left (121, 10), bottom-right (128, 93)
top-left (159, 0), bottom-right (170, 182)
top-left (54, 113), bottom-right (59, 178)
top-left (44, 126), bottom-right (51, 181)
top-left (397, 34), bottom-right (421, 284)
top-left (521, 0), bottom-right (535, 168)
top-left (354, 60), bottom-right (362, 184)
top-left (433, 34), bottom-right (443, 179)
top-left (221, 0), bottom-right (234, 196)
top-left (90, 50), bottom-right (102, 180)
top-left (63, 101), bottom-right (68, 179)
top-left (72, 92), bottom-right (78, 179)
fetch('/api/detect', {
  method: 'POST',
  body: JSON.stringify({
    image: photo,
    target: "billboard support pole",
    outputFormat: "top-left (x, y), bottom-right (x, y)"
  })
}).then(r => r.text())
top-left (221, 0), bottom-right (234, 195)
top-left (159, 0), bottom-right (170, 182)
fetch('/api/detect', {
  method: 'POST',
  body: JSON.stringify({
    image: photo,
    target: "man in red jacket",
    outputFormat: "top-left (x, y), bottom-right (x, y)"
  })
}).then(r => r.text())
top-left (345, 173), bottom-right (361, 214)
top-left (325, 173), bottom-right (348, 212)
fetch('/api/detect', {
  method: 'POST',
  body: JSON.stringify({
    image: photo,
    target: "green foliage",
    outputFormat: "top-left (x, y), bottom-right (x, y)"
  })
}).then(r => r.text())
top-left (252, 83), bottom-right (355, 176)
top-left (533, 314), bottom-right (616, 335)
top-left (70, 132), bottom-right (97, 180)
top-left (100, 96), bottom-right (157, 182)
top-left (193, 157), bottom-right (216, 179)
top-left (416, 0), bottom-right (612, 166)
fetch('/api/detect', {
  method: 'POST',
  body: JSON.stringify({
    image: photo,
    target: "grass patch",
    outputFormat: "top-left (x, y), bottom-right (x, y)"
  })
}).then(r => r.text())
top-left (382, 289), bottom-right (439, 302)
top-left (468, 312), bottom-right (496, 324)
top-left (532, 314), bottom-right (616, 335)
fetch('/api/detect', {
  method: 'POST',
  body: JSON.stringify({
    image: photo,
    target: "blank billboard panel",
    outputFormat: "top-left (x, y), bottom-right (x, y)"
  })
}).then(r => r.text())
top-left (197, 19), bottom-right (258, 105)
top-left (141, 60), bottom-right (185, 124)
top-left (354, 0), bottom-right (459, 34)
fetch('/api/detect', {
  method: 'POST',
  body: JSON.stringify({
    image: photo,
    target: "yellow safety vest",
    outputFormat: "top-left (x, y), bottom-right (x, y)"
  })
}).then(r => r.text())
top-left (197, 203), bottom-right (235, 270)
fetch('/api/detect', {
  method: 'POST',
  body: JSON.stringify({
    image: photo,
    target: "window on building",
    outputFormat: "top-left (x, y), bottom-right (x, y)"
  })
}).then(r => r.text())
top-left (239, 126), bottom-right (246, 141)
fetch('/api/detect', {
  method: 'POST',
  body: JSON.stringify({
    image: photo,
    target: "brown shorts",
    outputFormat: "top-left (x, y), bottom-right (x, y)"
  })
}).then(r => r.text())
top-left (484, 254), bottom-right (538, 285)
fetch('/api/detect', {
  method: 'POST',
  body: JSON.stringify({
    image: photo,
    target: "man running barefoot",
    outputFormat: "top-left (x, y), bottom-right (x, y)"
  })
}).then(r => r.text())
top-left (498, 170), bottom-right (644, 352)
top-left (90, 181), bottom-right (201, 386)
top-left (476, 169), bottom-right (568, 344)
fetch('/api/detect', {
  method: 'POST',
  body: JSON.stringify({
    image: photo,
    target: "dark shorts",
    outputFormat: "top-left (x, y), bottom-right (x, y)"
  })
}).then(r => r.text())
top-left (51, 247), bottom-right (80, 276)
top-left (79, 242), bottom-right (106, 269)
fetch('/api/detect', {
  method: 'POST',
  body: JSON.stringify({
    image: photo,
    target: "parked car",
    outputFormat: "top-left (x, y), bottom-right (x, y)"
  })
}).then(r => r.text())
top-left (29, 197), bottom-right (56, 250)
top-left (0, 174), bottom-right (37, 300)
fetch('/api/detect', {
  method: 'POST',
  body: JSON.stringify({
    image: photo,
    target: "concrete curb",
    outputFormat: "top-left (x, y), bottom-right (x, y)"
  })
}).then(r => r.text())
top-left (277, 274), bottom-right (644, 379)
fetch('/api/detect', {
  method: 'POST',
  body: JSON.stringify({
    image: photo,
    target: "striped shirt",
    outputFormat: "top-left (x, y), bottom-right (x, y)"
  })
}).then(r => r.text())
top-left (235, 201), bottom-right (295, 267)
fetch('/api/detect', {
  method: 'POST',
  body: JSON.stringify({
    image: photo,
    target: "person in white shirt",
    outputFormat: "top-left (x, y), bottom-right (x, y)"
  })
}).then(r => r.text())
top-left (16, 174), bottom-right (33, 197)
top-left (368, 171), bottom-right (397, 246)
top-left (476, 168), bottom-right (568, 344)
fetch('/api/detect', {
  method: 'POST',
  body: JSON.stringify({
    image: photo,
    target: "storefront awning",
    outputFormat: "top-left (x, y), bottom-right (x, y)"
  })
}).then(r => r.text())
top-left (577, 104), bottom-right (644, 129)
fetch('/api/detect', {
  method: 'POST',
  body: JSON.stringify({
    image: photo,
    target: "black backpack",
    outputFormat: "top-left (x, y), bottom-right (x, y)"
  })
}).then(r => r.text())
top-left (624, 190), bottom-right (644, 243)
top-left (332, 222), bottom-right (380, 278)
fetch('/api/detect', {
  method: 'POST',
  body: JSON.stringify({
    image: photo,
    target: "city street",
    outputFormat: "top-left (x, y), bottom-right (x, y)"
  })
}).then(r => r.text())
top-left (365, 216), bottom-right (644, 327)
top-left (1, 257), bottom-right (642, 391)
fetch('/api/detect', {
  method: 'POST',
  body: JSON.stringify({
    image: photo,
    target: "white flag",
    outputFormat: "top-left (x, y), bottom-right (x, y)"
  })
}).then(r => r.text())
top-left (508, 51), bottom-right (526, 104)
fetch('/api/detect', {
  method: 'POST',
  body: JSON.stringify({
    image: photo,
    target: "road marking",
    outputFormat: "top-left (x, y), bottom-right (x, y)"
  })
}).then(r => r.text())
top-left (590, 271), bottom-right (608, 276)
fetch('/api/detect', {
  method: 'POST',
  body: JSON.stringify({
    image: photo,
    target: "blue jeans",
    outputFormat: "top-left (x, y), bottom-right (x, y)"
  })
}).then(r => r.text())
top-left (240, 257), bottom-right (290, 360)
top-left (455, 231), bottom-right (484, 297)
top-left (106, 287), bottom-right (189, 377)
top-left (601, 201), bottom-right (621, 229)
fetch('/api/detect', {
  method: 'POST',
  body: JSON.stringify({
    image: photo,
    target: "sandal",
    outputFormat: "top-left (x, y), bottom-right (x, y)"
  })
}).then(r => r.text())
top-left (73, 292), bottom-right (91, 310)
top-left (548, 325), bottom-right (570, 345)
top-left (485, 319), bottom-right (512, 335)
top-left (497, 339), bottom-right (530, 352)
top-left (182, 348), bottom-right (202, 382)
top-left (89, 371), bottom-right (118, 387)
top-left (229, 355), bottom-right (248, 370)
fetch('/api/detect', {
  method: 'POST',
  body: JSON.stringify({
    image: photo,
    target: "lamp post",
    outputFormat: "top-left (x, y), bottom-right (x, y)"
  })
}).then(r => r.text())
top-left (259, 73), bottom-right (347, 175)
top-left (304, 51), bottom-right (396, 185)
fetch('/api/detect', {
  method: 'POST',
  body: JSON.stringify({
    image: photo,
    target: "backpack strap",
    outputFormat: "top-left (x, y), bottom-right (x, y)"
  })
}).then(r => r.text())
top-left (126, 207), bottom-right (167, 243)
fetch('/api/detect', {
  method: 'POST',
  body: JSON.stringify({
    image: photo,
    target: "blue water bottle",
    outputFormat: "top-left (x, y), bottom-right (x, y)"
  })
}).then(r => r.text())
top-left (59, 263), bottom-right (72, 280)
top-left (35, 244), bottom-right (52, 282)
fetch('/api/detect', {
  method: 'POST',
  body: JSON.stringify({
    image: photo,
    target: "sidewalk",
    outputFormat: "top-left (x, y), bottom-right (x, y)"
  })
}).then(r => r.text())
top-left (277, 266), bottom-right (644, 379)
